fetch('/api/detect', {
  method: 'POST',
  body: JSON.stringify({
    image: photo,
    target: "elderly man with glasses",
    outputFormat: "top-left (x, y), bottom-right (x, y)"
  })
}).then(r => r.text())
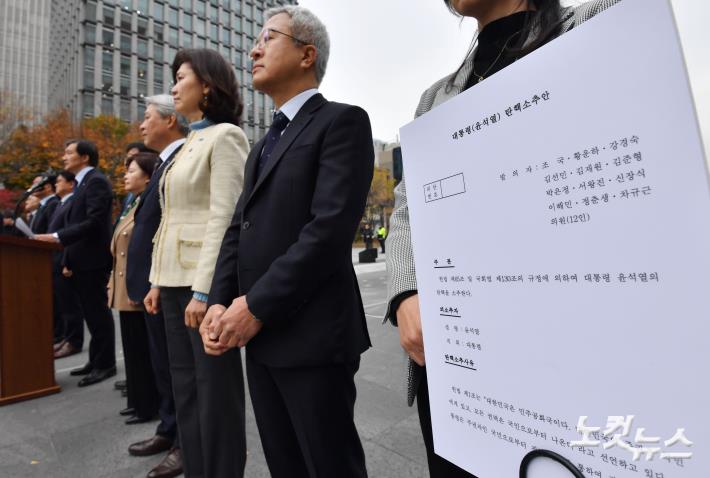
top-left (201, 6), bottom-right (374, 478)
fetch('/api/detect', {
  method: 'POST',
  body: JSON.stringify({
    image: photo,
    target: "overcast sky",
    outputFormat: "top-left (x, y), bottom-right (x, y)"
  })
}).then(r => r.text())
top-left (296, 0), bottom-right (710, 149)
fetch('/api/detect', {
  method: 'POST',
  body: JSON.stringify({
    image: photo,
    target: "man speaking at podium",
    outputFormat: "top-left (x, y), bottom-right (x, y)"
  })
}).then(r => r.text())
top-left (35, 140), bottom-right (116, 387)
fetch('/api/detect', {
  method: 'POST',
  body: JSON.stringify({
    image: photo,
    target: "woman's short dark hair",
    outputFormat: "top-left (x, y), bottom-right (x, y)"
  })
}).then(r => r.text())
top-left (66, 139), bottom-right (99, 167)
top-left (126, 152), bottom-right (158, 178)
top-left (171, 49), bottom-right (244, 126)
top-left (125, 142), bottom-right (155, 154)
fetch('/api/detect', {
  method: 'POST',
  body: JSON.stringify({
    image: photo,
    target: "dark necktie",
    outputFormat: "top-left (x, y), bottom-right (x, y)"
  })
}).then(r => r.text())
top-left (257, 111), bottom-right (290, 178)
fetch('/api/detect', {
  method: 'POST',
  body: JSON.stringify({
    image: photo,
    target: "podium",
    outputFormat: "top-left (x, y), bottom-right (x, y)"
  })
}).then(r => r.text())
top-left (0, 235), bottom-right (61, 405)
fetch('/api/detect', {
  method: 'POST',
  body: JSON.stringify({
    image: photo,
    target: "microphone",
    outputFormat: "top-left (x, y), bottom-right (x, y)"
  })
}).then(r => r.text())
top-left (27, 177), bottom-right (51, 194)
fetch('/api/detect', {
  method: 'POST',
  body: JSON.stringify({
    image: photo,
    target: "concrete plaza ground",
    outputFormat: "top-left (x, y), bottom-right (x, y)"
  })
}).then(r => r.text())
top-left (0, 251), bottom-right (430, 477)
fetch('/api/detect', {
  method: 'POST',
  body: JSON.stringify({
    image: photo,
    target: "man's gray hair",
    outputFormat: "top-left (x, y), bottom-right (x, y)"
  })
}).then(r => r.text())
top-left (264, 6), bottom-right (330, 85)
top-left (144, 94), bottom-right (189, 136)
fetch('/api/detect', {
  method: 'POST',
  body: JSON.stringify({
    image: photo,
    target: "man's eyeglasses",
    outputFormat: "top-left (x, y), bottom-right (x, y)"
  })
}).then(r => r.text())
top-left (252, 28), bottom-right (309, 51)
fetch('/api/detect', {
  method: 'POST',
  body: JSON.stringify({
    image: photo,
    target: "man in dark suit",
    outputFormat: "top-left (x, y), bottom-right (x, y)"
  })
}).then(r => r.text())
top-left (35, 140), bottom-right (116, 387)
top-left (201, 6), bottom-right (374, 477)
top-left (29, 174), bottom-right (59, 235)
top-left (124, 94), bottom-right (186, 478)
top-left (48, 170), bottom-right (85, 358)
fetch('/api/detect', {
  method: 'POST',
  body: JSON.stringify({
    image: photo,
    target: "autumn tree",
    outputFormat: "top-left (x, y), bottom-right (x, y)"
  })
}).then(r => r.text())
top-left (365, 167), bottom-right (395, 228)
top-left (0, 109), bottom-right (141, 196)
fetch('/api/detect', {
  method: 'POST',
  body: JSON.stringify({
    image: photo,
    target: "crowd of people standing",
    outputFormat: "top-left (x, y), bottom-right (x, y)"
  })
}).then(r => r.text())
top-left (2, 1), bottom-right (620, 477)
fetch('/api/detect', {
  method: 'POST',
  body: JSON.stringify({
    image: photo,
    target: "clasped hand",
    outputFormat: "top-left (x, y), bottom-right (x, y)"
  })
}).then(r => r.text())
top-left (199, 295), bottom-right (262, 356)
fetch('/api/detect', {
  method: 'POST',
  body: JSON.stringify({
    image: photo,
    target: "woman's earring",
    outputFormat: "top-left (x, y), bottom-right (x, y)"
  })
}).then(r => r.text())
top-left (201, 95), bottom-right (208, 108)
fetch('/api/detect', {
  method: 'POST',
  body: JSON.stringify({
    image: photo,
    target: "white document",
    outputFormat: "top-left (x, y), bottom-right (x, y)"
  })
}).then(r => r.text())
top-left (399, 0), bottom-right (708, 477)
top-left (15, 217), bottom-right (34, 238)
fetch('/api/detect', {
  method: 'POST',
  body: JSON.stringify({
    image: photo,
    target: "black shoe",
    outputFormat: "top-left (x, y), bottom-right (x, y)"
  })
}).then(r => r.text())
top-left (77, 366), bottom-right (117, 387)
top-left (69, 363), bottom-right (93, 376)
top-left (114, 380), bottom-right (127, 391)
top-left (125, 415), bottom-right (153, 425)
top-left (119, 407), bottom-right (136, 417)
top-left (128, 435), bottom-right (173, 456)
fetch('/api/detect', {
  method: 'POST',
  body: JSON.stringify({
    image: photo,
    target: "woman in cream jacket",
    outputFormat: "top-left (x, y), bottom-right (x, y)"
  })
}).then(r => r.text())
top-left (144, 49), bottom-right (249, 478)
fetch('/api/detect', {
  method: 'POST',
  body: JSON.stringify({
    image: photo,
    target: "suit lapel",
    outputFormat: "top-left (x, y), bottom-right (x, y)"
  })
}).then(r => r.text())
top-left (135, 145), bottom-right (182, 217)
top-left (246, 94), bottom-right (327, 205)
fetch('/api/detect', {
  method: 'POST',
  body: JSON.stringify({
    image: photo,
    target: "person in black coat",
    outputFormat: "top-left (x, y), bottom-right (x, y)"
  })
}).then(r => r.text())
top-left (124, 94), bottom-right (187, 478)
top-left (201, 6), bottom-right (373, 477)
top-left (29, 174), bottom-right (59, 235)
top-left (35, 140), bottom-right (116, 387)
top-left (49, 170), bottom-right (85, 357)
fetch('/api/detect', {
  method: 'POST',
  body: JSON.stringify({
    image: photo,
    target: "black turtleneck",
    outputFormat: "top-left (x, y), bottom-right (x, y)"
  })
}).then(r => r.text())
top-left (465, 11), bottom-right (530, 90)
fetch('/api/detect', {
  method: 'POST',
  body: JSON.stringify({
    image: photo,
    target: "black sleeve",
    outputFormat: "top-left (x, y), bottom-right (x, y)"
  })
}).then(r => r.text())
top-left (207, 194), bottom-right (244, 307)
top-left (245, 106), bottom-right (374, 325)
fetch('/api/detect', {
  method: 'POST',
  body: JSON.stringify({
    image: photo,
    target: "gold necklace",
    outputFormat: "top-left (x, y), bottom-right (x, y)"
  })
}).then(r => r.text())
top-left (471, 28), bottom-right (523, 83)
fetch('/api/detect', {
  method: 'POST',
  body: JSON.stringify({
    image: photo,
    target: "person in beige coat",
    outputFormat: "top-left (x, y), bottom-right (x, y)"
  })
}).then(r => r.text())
top-left (143, 48), bottom-right (249, 478)
top-left (109, 152), bottom-right (160, 425)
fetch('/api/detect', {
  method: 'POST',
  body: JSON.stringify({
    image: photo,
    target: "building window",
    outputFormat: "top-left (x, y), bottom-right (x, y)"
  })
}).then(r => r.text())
top-left (137, 59), bottom-right (148, 79)
top-left (120, 76), bottom-right (131, 95)
top-left (121, 99), bottom-right (131, 120)
top-left (181, 34), bottom-right (192, 48)
top-left (221, 26), bottom-right (230, 44)
top-left (210, 5), bottom-right (218, 22)
top-left (232, 32), bottom-right (241, 49)
top-left (182, 0), bottom-right (192, 9)
top-left (195, 36), bottom-right (206, 48)
top-left (154, 64), bottom-right (164, 92)
top-left (168, 46), bottom-right (177, 64)
top-left (85, 24), bottom-right (97, 44)
top-left (86, 1), bottom-right (98, 21)
top-left (245, 19), bottom-right (253, 37)
top-left (195, 17), bottom-right (205, 35)
top-left (83, 93), bottom-right (95, 116)
top-left (121, 33), bottom-right (132, 53)
top-left (84, 69), bottom-right (95, 90)
top-left (210, 22), bottom-right (218, 40)
top-left (84, 45), bottom-right (96, 67)
top-left (138, 0), bottom-right (149, 15)
top-left (102, 95), bottom-right (114, 115)
top-left (232, 0), bottom-right (241, 13)
top-left (102, 28), bottom-right (114, 47)
top-left (232, 15), bottom-right (241, 32)
top-left (137, 17), bottom-right (148, 36)
top-left (120, 54), bottom-right (131, 76)
top-left (121, 12), bottom-right (132, 30)
top-left (103, 6), bottom-right (115, 26)
top-left (137, 80), bottom-right (148, 98)
top-left (182, 12), bottom-right (193, 32)
top-left (102, 50), bottom-right (113, 71)
top-left (196, 0), bottom-right (206, 17)
top-left (154, 42), bottom-right (164, 63)
top-left (137, 38), bottom-right (148, 57)
top-left (169, 7), bottom-right (178, 25)
top-left (102, 72), bottom-right (113, 92)
top-left (220, 8), bottom-right (229, 25)
top-left (154, 3), bottom-right (164, 22)
top-left (169, 27), bottom-right (179, 44)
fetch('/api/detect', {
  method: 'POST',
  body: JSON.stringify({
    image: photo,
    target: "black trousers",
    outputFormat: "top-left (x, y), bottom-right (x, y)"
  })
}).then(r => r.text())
top-left (53, 261), bottom-right (84, 348)
top-left (119, 310), bottom-right (159, 419)
top-left (144, 308), bottom-right (178, 442)
top-left (71, 269), bottom-right (115, 370)
top-left (417, 368), bottom-right (477, 478)
top-left (246, 356), bottom-right (367, 478)
top-left (161, 287), bottom-right (245, 478)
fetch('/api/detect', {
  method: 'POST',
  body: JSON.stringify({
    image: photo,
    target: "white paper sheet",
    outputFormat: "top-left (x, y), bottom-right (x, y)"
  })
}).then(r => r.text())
top-left (399, 0), bottom-right (709, 476)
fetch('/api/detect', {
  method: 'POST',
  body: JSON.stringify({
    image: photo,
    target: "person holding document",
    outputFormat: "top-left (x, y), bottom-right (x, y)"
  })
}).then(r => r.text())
top-left (385, 0), bottom-right (620, 476)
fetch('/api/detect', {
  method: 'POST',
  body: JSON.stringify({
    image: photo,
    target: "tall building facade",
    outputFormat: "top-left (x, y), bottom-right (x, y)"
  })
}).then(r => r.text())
top-left (49, 0), bottom-right (296, 144)
top-left (0, 0), bottom-right (52, 140)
